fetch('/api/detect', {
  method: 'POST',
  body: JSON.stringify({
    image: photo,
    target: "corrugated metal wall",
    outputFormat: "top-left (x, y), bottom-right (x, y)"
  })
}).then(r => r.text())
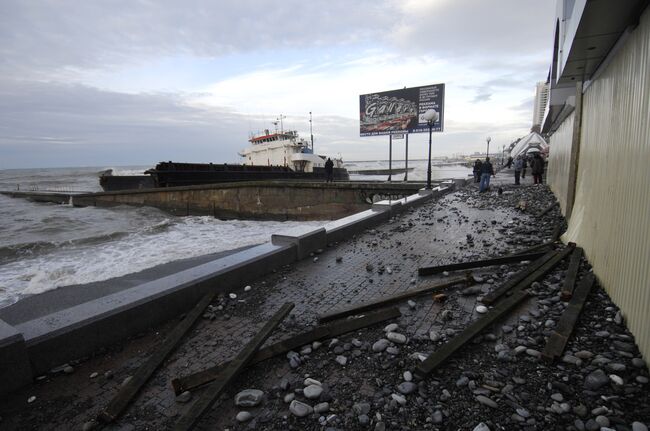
top-left (561, 9), bottom-right (650, 360)
top-left (547, 111), bottom-right (575, 215)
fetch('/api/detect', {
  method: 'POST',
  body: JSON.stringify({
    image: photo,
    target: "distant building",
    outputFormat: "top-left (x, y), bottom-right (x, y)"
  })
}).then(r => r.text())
top-left (532, 81), bottom-right (549, 132)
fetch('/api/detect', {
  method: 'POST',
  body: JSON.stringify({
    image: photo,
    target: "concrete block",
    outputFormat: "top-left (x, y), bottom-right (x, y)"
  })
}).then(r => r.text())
top-left (371, 199), bottom-right (403, 213)
top-left (271, 226), bottom-right (327, 260)
top-left (0, 319), bottom-right (33, 396)
top-left (399, 193), bottom-right (433, 209)
top-left (15, 242), bottom-right (296, 374)
top-left (324, 208), bottom-right (390, 244)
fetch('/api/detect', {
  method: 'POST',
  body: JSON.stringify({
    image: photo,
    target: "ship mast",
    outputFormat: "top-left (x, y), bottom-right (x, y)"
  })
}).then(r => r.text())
top-left (277, 114), bottom-right (286, 134)
top-left (309, 111), bottom-right (314, 151)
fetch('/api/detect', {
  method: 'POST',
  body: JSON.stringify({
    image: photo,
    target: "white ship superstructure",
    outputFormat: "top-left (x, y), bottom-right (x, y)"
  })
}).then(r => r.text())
top-left (239, 128), bottom-right (343, 173)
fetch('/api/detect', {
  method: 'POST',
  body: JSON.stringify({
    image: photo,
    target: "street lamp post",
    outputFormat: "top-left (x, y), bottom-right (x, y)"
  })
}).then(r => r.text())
top-left (422, 109), bottom-right (439, 189)
top-left (486, 136), bottom-right (491, 158)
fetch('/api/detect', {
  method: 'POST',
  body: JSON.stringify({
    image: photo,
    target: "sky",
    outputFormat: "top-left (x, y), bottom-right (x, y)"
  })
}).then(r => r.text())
top-left (0, 0), bottom-right (556, 169)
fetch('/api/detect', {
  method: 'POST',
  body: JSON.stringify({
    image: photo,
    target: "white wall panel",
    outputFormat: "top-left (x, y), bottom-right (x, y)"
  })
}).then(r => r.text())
top-left (547, 111), bottom-right (575, 216)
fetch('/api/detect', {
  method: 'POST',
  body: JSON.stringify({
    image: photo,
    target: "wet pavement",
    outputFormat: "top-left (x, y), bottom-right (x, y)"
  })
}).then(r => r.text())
top-left (1, 170), bottom-right (648, 431)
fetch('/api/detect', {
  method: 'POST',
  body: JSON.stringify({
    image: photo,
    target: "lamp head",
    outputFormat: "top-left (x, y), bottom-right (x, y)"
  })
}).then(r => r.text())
top-left (422, 109), bottom-right (439, 123)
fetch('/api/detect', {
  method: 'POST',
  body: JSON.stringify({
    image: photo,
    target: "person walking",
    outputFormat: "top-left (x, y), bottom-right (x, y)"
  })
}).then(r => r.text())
top-left (479, 157), bottom-right (494, 193)
top-left (473, 159), bottom-right (483, 183)
top-left (506, 156), bottom-right (513, 169)
top-left (324, 157), bottom-right (334, 183)
top-left (521, 155), bottom-right (528, 178)
top-left (514, 156), bottom-right (523, 185)
top-left (531, 153), bottom-right (545, 184)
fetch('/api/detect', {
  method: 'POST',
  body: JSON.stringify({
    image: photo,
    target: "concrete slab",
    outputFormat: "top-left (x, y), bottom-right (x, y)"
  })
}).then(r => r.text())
top-left (271, 226), bottom-right (327, 260)
top-left (14, 242), bottom-right (295, 374)
top-left (323, 208), bottom-right (390, 244)
top-left (0, 319), bottom-right (32, 396)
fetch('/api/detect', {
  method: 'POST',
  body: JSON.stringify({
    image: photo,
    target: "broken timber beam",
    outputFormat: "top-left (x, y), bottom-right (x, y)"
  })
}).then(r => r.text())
top-left (418, 252), bottom-right (546, 276)
top-left (560, 247), bottom-right (584, 300)
top-left (171, 306), bottom-right (401, 395)
top-left (414, 289), bottom-right (530, 379)
top-left (481, 245), bottom-right (575, 305)
top-left (551, 223), bottom-right (564, 242)
top-left (98, 291), bottom-right (215, 423)
top-left (512, 241), bottom-right (555, 256)
top-left (542, 273), bottom-right (595, 361)
top-left (173, 302), bottom-right (294, 430)
top-left (537, 201), bottom-right (559, 217)
top-left (318, 274), bottom-right (471, 323)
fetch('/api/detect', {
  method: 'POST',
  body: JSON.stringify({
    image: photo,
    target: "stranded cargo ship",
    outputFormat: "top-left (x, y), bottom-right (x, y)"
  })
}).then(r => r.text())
top-left (100, 127), bottom-right (348, 191)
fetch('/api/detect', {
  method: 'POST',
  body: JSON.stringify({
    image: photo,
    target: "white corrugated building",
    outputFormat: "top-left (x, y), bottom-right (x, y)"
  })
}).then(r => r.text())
top-left (543, 0), bottom-right (650, 359)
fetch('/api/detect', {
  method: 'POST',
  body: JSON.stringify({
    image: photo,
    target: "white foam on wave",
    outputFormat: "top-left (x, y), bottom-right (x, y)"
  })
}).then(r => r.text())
top-left (0, 215), bottom-right (322, 307)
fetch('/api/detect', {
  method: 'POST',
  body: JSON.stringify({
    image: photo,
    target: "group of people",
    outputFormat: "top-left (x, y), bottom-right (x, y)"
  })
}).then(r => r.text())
top-left (472, 157), bottom-right (495, 193)
top-left (473, 152), bottom-right (545, 192)
top-left (511, 152), bottom-right (545, 185)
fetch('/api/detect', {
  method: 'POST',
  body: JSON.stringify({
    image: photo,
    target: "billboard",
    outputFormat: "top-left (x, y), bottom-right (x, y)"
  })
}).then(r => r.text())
top-left (359, 83), bottom-right (445, 137)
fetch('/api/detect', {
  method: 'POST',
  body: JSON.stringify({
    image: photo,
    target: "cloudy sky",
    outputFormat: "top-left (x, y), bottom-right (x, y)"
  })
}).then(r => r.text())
top-left (0, 0), bottom-right (556, 169)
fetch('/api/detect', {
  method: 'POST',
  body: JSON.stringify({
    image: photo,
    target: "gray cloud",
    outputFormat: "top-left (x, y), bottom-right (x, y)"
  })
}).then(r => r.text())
top-left (390, 0), bottom-right (555, 59)
top-left (0, 0), bottom-right (391, 79)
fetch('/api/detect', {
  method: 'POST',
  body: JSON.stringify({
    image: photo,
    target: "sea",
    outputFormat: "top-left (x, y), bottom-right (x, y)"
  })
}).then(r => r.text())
top-left (0, 161), bottom-right (471, 308)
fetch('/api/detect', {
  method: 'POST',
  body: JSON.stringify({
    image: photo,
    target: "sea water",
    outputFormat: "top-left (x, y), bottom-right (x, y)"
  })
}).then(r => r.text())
top-left (0, 162), bottom-right (470, 308)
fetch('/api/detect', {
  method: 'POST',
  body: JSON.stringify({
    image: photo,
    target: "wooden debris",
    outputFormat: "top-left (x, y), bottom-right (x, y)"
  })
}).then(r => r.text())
top-left (418, 252), bottom-right (546, 276)
top-left (560, 247), bottom-right (584, 300)
top-left (512, 241), bottom-right (555, 256)
top-left (414, 290), bottom-right (530, 378)
top-left (538, 201), bottom-right (559, 217)
top-left (551, 223), bottom-right (564, 241)
top-left (318, 274), bottom-right (471, 323)
top-left (542, 273), bottom-right (595, 361)
top-left (173, 302), bottom-right (294, 431)
top-left (481, 245), bottom-right (575, 305)
top-left (98, 291), bottom-right (215, 423)
top-left (171, 306), bottom-right (400, 395)
top-left (432, 293), bottom-right (447, 302)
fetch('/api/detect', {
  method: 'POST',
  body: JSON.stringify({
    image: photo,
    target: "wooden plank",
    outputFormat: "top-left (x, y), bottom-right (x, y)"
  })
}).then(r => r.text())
top-left (551, 223), bottom-right (564, 241)
top-left (171, 307), bottom-right (401, 395)
top-left (173, 302), bottom-right (294, 430)
top-left (480, 250), bottom-right (557, 305)
top-left (418, 252), bottom-right (546, 276)
top-left (560, 247), bottom-right (583, 300)
top-left (542, 273), bottom-right (595, 361)
top-left (414, 290), bottom-right (530, 378)
top-left (537, 201), bottom-right (558, 217)
top-left (482, 245), bottom-right (574, 305)
top-left (512, 241), bottom-right (554, 256)
top-left (98, 291), bottom-right (215, 423)
top-left (318, 275), bottom-right (471, 323)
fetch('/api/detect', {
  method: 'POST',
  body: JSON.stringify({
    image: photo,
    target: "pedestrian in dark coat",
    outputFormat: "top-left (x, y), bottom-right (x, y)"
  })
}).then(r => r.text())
top-left (521, 156), bottom-right (528, 178)
top-left (473, 159), bottom-right (482, 183)
top-left (506, 156), bottom-right (513, 169)
top-left (514, 156), bottom-right (523, 185)
top-left (531, 153), bottom-right (545, 184)
top-left (324, 158), bottom-right (334, 182)
top-left (479, 157), bottom-right (494, 192)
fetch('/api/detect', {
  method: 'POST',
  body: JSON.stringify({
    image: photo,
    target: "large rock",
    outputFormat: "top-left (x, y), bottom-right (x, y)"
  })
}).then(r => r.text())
top-left (235, 389), bottom-right (264, 407)
top-left (387, 332), bottom-right (407, 344)
top-left (397, 382), bottom-right (417, 395)
top-left (289, 400), bottom-right (313, 417)
top-left (584, 369), bottom-right (609, 391)
top-left (303, 384), bottom-right (323, 399)
top-left (372, 339), bottom-right (390, 352)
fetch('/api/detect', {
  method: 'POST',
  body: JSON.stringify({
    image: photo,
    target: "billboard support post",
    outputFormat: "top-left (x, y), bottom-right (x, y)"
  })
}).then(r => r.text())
top-left (404, 134), bottom-right (409, 182)
top-left (427, 123), bottom-right (433, 189)
top-left (388, 134), bottom-right (392, 182)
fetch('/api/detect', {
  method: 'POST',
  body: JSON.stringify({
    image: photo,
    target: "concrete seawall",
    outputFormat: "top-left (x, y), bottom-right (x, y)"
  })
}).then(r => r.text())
top-left (3, 180), bottom-right (436, 220)
top-left (0, 182), bottom-right (462, 395)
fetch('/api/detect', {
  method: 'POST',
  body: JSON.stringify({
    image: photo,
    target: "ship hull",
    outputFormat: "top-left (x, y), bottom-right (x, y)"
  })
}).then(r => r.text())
top-left (99, 162), bottom-right (349, 191)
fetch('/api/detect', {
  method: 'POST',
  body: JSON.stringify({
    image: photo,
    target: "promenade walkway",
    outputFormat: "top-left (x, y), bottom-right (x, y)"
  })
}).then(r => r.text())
top-left (1, 172), bottom-right (647, 431)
